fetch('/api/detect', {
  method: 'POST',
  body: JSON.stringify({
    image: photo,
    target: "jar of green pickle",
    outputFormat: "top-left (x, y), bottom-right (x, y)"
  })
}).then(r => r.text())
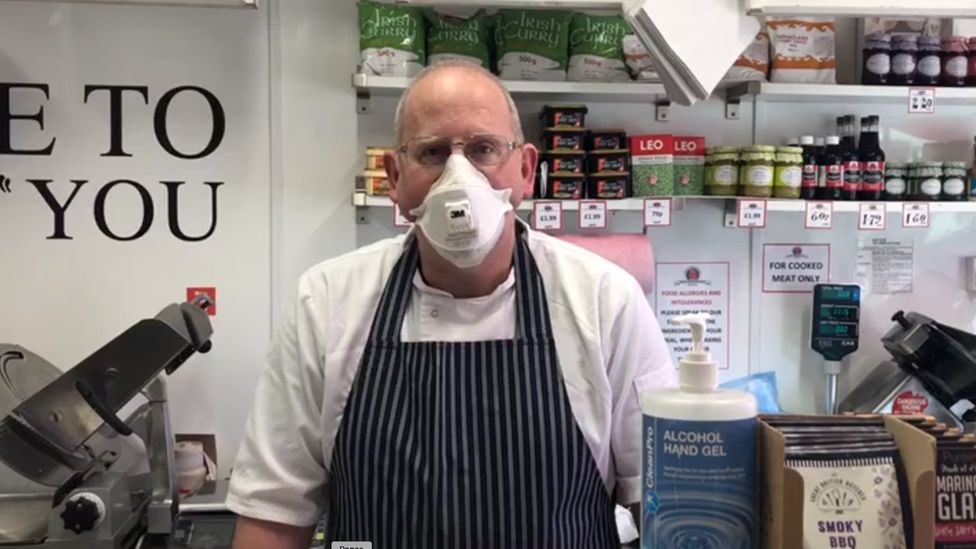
top-left (705, 147), bottom-right (740, 196)
top-left (942, 161), bottom-right (967, 201)
top-left (773, 146), bottom-right (804, 199)
top-left (916, 161), bottom-right (943, 201)
top-left (884, 162), bottom-right (907, 200)
top-left (739, 145), bottom-right (776, 197)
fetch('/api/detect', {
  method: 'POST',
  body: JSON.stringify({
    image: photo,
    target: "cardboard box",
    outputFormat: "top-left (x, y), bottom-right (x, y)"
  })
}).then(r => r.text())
top-left (673, 136), bottom-right (706, 196)
top-left (629, 135), bottom-right (673, 197)
top-left (760, 415), bottom-right (936, 549)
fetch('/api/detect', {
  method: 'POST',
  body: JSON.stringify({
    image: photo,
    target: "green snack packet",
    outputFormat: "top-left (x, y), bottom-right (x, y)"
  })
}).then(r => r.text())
top-left (358, 1), bottom-right (425, 76)
top-left (425, 10), bottom-right (493, 68)
top-left (495, 9), bottom-right (572, 81)
top-left (567, 13), bottom-right (630, 82)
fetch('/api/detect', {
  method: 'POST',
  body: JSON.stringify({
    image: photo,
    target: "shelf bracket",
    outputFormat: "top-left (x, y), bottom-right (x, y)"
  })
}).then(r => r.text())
top-left (725, 98), bottom-right (741, 120)
top-left (723, 199), bottom-right (738, 228)
top-left (356, 91), bottom-right (371, 115)
top-left (351, 189), bottom-right (369, 224)
top-left (655, 101), bottom-right (671, 123)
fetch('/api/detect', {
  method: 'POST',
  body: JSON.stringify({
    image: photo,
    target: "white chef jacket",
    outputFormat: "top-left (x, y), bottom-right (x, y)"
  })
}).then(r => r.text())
top-left (227, 221), bottom-right (676, 527)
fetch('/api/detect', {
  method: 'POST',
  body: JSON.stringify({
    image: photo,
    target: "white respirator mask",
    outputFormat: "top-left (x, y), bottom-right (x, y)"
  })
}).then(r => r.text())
top-left (408, 154), bottom-right (514, 269)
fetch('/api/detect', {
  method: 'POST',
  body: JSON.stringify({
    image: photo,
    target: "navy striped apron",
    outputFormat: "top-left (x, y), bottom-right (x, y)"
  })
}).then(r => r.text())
top-left (327, 232), bottom-right (619, 548)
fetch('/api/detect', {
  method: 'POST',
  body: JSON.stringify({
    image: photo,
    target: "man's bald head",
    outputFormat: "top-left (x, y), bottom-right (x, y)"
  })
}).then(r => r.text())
top-left (393, 60), bottom-right (524, 146)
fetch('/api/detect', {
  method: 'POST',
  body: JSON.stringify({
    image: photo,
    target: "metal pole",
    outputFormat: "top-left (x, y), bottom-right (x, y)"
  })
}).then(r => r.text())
top-left (825, 360), bottom-right (842, 414)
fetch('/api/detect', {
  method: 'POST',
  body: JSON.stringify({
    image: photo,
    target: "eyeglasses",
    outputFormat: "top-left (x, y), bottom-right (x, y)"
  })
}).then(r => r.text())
top-left (398, 134), bottom-right (520, 168)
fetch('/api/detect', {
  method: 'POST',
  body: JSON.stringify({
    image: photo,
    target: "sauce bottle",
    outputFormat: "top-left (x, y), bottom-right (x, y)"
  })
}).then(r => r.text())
top-left (839, 116), bottom-right (860, 201)
top-left (858, 116), bottom-right (885, 201)
top-left (817, 136), bottom-right (843, 201)
top-left (800, 135), bottom-right (817, 200)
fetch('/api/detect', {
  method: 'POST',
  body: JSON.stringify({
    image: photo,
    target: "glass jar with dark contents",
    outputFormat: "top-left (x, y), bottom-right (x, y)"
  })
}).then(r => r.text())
top-left (862, 33), bottom-right (892, 85)
top-left (890, 34), bottom-right (918, 86)
top-left (968, 38), bottom-right (976, 86)
top-left (942, 37), bottom-right (969, 87)
top-left (917, 36), bottom-right (942, 85)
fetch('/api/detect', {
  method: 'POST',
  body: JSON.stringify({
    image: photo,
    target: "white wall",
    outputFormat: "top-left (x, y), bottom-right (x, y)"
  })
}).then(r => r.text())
top-left (0, 1), bottom-right (271, 476)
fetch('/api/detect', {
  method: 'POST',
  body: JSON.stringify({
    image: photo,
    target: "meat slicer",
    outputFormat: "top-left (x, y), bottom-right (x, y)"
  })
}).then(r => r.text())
top-left (839, 310), bottom-right (976, 432)
top-left (0, 295), bottom-right (213, 548)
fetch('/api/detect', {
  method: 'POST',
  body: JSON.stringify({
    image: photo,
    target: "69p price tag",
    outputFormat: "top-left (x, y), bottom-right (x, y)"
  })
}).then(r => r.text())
top-left (858, 203), bottom-right (886, 230)
top-left (902, 203), bottom-right (930, 228)
top-left (737, 199), bottom-right (767, 228)
top-left (533, 201), bottom-right (563, 231)
top-left (804, 201), bottom-right (833, 229)
top-left (643, 198), bottom-right (672, 227)
top-left (908, 88), bottom-right (936, 114)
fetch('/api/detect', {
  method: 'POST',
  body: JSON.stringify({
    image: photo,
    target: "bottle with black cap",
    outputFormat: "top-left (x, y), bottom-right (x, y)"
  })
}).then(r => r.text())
top-left (858, 116), bottom-right (885, 201)
top-left (817, 136), bottom-right (843, 200)
top-left (800, 135), bottom-right (818, 199)
top-left (839, 116), bottom-right (860, 201)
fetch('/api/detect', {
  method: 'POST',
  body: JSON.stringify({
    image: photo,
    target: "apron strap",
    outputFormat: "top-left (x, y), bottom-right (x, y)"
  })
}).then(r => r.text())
top-left (367, 227), bottom-right (555, 345)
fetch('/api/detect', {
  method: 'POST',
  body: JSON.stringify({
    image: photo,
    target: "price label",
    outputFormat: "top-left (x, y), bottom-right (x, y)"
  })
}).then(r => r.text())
top-left (737, 199), bottom-right (767, 228)
top-left (643, 198), bottom-right (672, 227)
top-left (902, 203), bottom-right (930, 228)
top-left (858, 203), bottom-right (886, 230)
top-left (579, 200), bottom-right (608, 229)
top-left (533, 201), bottom-right (563, 231)
top-left (804, 201), bottom-right (833, 229)
top-left (393, 204), bottom-right (412, 228)
top-left (908, 88), bottom-right (936, 114)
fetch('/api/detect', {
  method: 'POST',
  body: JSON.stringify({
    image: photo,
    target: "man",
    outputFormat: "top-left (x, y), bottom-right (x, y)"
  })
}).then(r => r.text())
top-left (228, 59), bottom-right (675, 549)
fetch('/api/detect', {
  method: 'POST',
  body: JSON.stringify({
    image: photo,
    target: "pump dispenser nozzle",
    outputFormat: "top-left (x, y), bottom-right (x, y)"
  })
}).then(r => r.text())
top-left (674, 313), bottom-right (718, 391)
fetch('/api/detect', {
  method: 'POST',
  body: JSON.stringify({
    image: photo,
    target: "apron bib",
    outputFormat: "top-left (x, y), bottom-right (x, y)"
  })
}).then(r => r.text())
top-left (327, 233), bottom-right (618, 548)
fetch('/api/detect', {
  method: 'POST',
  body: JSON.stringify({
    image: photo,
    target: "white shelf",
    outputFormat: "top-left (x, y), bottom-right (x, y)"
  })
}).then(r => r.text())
top-left (746, 0), bottom-right (976, 17)
top-left (729, 82), bottom-right (976, 105)
top-left (357, 194), bottom-right (976, 214)
top-left (352, 74), bottom-right (667, 103)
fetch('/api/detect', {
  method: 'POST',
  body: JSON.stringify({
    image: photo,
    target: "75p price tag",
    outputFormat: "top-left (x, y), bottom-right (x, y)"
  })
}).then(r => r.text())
top-left (579, 200), bottom-right (608, 229)
top-left (804, 201), bottom-right (833, 229)
top-left (858, 203), bottom-right (887, 230)
top-left (902, 203), bottom-right (930, 228)
top-left (643, 198), bottom-right (672, 227)
top-left (737, 199), bottom-right (767, 228)
top-left (533, 201), bottom-right (563, 231)
top-left (908, 88), bottom-right (936, 114)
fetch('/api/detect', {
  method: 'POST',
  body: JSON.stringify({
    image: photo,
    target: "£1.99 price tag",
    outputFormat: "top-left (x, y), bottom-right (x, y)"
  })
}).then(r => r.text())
top-left (902, 203), bottom-right (930, 228)
top-left (737, 199), bottom-right (767, 228)
top-left (804, 201), bottom-right (833, 229)
top-left (579, 200), bottom-right (608, 229)
top-left (858, 203), bottom-right (886, 230)
top-left (908, 88), bottom-right (936, 114)
top-left (533, 201), bottom-right (563, 231)
top-left (644, 198), bottom-right (672, 227)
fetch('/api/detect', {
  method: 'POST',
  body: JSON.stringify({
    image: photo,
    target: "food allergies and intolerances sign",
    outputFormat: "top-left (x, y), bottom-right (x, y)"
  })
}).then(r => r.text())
top-left (762, 244), bottom-right (831, 293)
top-left (654, 262), bottom-right (730, 370)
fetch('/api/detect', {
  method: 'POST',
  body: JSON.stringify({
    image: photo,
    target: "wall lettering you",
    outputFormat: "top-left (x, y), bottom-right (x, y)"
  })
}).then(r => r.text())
top-left (1, 83), bottom-right (226, 241)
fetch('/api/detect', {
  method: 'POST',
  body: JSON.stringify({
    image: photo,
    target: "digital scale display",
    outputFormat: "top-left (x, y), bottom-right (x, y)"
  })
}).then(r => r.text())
top-left (811, 284), bottom-right (861, 361)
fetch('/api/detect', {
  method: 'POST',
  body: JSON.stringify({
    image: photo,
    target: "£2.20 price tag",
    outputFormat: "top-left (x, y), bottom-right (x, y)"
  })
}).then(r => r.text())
top-left (858, 203), bottom-right (886, 230)
top-left (902, 203), bottom-right (930, 228)
top-left (737, 199), bottom-right (767, 228)
top-left (643, 198), bottom-right (672, 227)
top-left (804, 201), bottom-right (833, 229)
top-left (579, 200), bottom-right (608, 229)
top-left (533, 201), bottom-right (563, 231)
top-left (908, 88), bottom-right (936, 114)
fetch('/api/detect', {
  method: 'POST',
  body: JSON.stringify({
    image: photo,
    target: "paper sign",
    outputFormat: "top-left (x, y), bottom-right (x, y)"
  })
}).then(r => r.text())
top-left (858, 203), bottom-right (886, 230)
top-left (902, 203), bottom-right (930, 228)
top-left (804, 201), bottom-right (833, 229)
top-left (909, 88), bottom-right (936, 114)
top-left (393, 204), bottom-right (411, 228)
top-left (856, 236), bottom-right (914, 294)
top-left (578, 200), bottom-right (608, 229)
top-left (737, 199), bottom-right (767, 228)
top-left (533, 201), bottom-right (563, 231)
top-left (654, 262), bottom-right (730, 370)
top-left (762, 244), bottom-right (831, 293)
top-left (644, 198), bottom-right (672, 227)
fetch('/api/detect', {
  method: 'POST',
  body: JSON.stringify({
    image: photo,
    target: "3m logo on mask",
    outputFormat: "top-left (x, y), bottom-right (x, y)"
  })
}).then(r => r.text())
top-left (445, 199), bottom-right (476, 238)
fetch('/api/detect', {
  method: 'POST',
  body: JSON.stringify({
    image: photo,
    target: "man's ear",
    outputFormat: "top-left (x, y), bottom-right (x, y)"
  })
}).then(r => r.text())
top-left (383, 149), bottom-right (400, 203)
top-left (520, 143), bottom-right (539, 199)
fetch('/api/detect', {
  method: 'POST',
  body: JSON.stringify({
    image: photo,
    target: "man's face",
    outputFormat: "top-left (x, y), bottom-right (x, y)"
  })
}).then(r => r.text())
top-left (383, 68), bottom-right (538, 220)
